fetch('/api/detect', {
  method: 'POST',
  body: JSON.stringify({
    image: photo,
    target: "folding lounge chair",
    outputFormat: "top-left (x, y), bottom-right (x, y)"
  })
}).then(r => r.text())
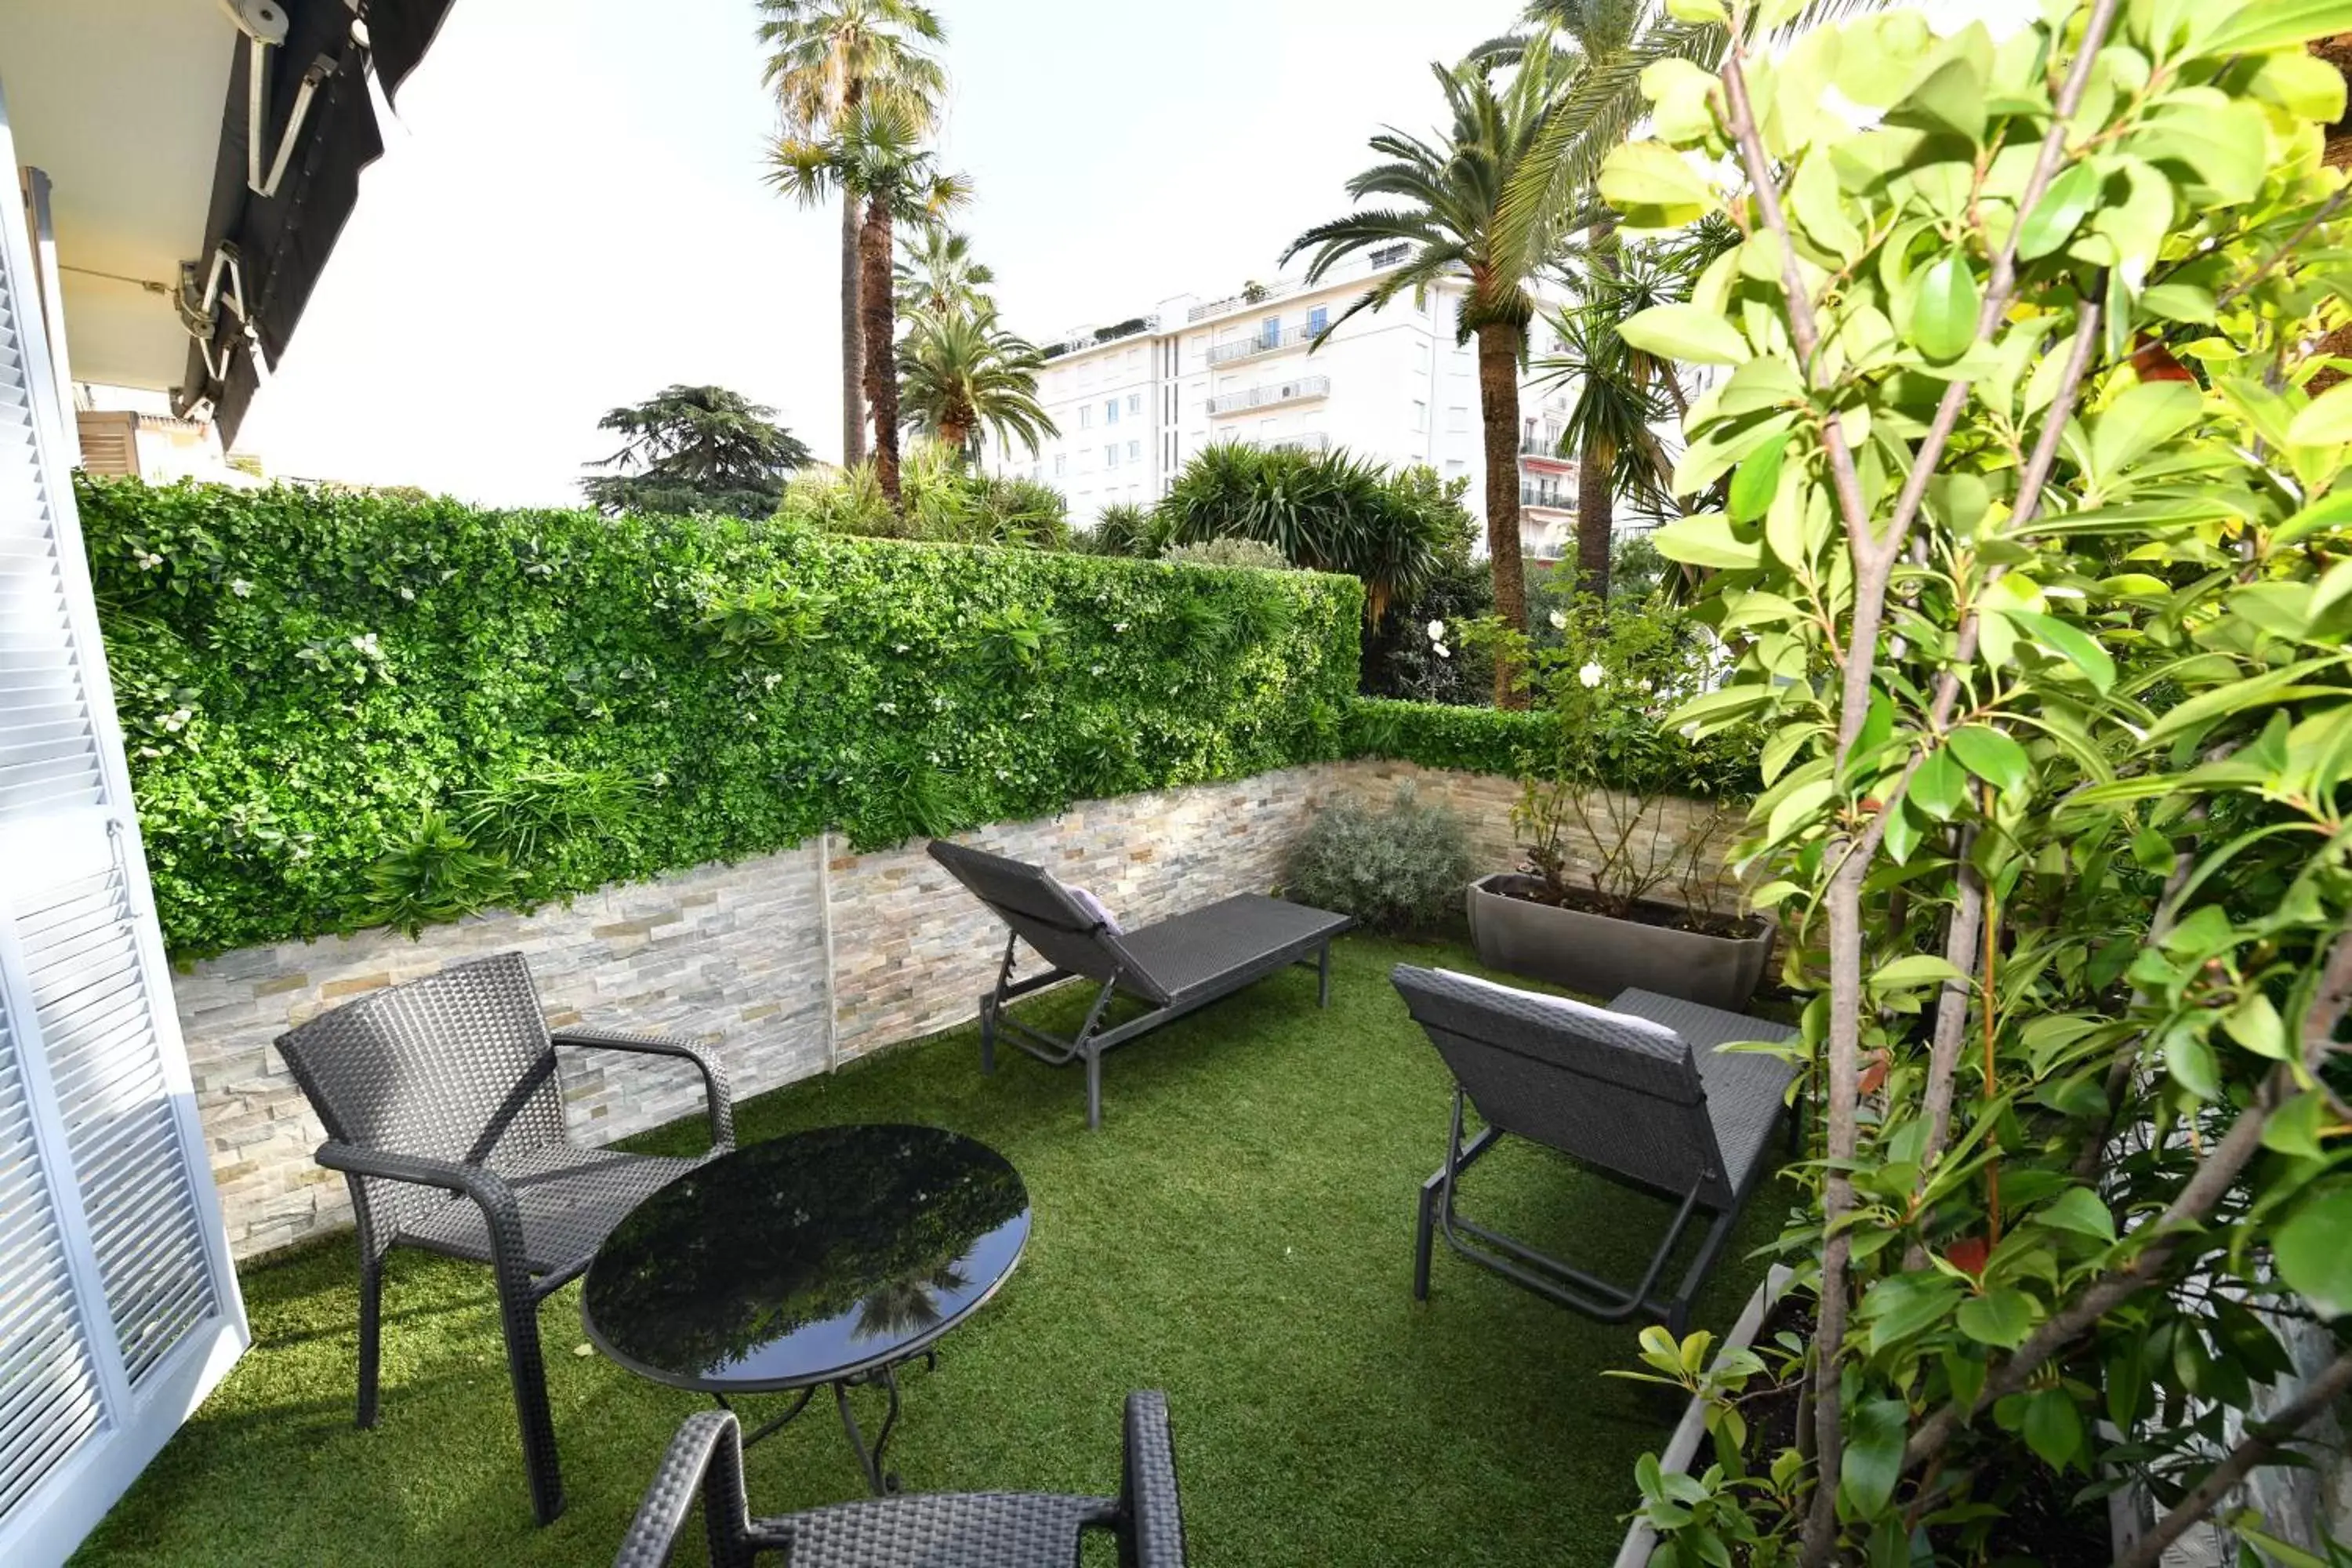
top-left (927, 839), bottom-right (1351, 1129)
top-left (1392, 965), bottom-right (1798, 1336)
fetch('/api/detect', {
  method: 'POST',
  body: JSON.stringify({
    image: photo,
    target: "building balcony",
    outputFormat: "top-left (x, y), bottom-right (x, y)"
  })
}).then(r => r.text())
top-left (1519, 435), bottom-right (1571, 459)
top-left (1207, 377), bottom-right (1330, 416)
top-left (1520, 481), bottom-right (1571, 510)
top-left (1252, 432), bottom-right (1330, 453)
top-left (1207, 323), bottom-right (1324, 366)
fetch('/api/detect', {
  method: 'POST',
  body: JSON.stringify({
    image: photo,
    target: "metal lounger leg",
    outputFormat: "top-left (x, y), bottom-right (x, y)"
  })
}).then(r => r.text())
top-left (1664, 1203), bottom-right (1744, 1339)
top-left (980, 932), bottom-right (1019, 1076)
top-left (1418, 1091), bottom-right (1501, 1301)
top-left (1318, 942), bottom-right (1332, 1007)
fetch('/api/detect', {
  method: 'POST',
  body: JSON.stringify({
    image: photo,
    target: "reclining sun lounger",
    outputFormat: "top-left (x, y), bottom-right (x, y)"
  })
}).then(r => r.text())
top-left (1392, 964), bottom-right (1799, 1336)
top-left (928, 839), bottom-right (1352, 1129)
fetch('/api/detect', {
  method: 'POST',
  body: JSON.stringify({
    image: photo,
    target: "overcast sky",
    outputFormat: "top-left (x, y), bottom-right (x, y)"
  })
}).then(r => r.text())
top-left (233, 0), bottom-right (1523, 506)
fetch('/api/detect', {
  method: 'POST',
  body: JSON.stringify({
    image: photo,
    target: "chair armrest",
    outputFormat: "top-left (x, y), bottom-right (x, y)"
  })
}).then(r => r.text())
top-left (1120, 1391), bottom-right (1185, 1568)
top-left (315, 1143), bottom-right (530, 1277)
top-left (552, 1026), bottom-right (735, 1152)
top-left (614, 1410), bottom-right (793, 1567)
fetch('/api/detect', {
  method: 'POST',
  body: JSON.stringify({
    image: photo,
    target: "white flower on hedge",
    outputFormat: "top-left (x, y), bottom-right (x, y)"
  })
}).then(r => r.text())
top-left (1577, 662), bottom-right (1605, 688)
top-left (893, 643), bottom-right (910, 653)
top-left (350, 633), bottom-right (382, 657)
top-left (1434, 643), bottom-right (1451, 659)
top-left (1679, 722), bottom-right (1700, 741)
top-left (1112, 622), bottom-right (1129, 633)
top-left (1426, 619), bottom-right (1449, 644)
top-left (229, 579), bottom-right (253, 598)
top-left (1635, 678), bottom-right (1653, 692)
top-left (136, 551), bottom-right (163, 571)
top-left (1548, 609), bottom-right (1566, 630)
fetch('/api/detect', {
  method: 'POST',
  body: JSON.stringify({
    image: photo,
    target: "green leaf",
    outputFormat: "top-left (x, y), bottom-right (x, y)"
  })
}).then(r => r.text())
top-left (1870, 954), bottom-right (1969, 992)
top-left (1618, 303), bottom-right (1751, 367)
top-left (2203, 0), bottom-right (2352, 55)
top-left (1599, 140), bottom-right (1718, 227)
top-left (1956, 1288), bottom-right (2036, 1349)
top-left (2090, 382), bottom-right (2204, 479)
top-left (2016, 162), bottom-right (2101, 260)
top-left (2223, 993), bottom-right (2289, 1060)
top-left (1654, 512), bottom-right (1763, 570)
top-left (1947, 725), bottom-right (2029, 795)
top-left (2002, 609), bottom-right (2117, 692)
top-left (2263, 1091), bottom-right (2333, 1161)
top-left (2140, 283), bottom-right (2217, 325)
top-left (2035, 1187), bottom-right (2117, 1244)
top-left (2020, 1388), bottom-right (2085, 1470)
top-left (2134, 103), bottom-right (2267, 206)
top-left (2164, 1026), bottom-right (2223, 1100)
top-left (1864, 1273), bottom-right (1962, 1355)
top-left (1909, 745), bottom-right (1969, 819)
top-left (2288, 381), bottom-right (2352, 448)
top-left (1908, 249), bottom-right (1981, 363)
top-left (1839, 1399), bottom-right (1909, 1519)
top-left (2274, 1187), bottom-right (2352, 1319)
top-left (1729, 440), bottom-right (1784, 524)
top-left (1663, 0), bottom-right (1725, 21)
top-left (1886, 53), bottom-right (1987, 144)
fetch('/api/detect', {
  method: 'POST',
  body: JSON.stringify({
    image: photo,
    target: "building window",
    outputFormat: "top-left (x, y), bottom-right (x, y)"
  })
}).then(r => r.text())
top-left (1126, 439), bottom-right (1141, 462)
top-left (1054, 453), bottom-right (1067, 477)
top-left (1106, 445), bottom-right (1120, 468)
top-left (1411, 400), bottom-right (1427, 433)
top-left (1307, 306), bottom-right (1328, 338)
top-left (1261, 315), bottom-right (1280, 349)
top-left (1446, 405), bottom-right (1470, 434)
top-left (1370, 241), bottom-right (1409, 267)
top-left (1127, 393), bottom-right (1142, 416)
top-left (1080, 405), bottom-right (1093, 430)
top-left (1105, 399), bottom-right (1120, 426)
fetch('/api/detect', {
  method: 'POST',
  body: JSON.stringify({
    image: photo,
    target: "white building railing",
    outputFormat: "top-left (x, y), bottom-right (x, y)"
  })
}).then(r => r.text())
top-left (1207, 377), bottom-right (1330, 416)
top-left (1207, 322), bottom-right (1326, 366)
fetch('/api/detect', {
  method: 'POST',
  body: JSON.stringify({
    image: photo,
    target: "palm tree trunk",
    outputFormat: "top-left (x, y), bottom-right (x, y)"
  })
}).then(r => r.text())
top-left (1475, 318), bottom-right (1530, 709)
top-left (841, 191), bottom-right (866, 467)
top-left (1575, 431), bottom-right (1616, 601)
top-left (861, 194), bottom-right (902, 510)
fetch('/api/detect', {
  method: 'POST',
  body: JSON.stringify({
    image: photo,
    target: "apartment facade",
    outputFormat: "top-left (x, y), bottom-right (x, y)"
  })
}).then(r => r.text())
top-left (996, 249), bottom-right (1584, 561)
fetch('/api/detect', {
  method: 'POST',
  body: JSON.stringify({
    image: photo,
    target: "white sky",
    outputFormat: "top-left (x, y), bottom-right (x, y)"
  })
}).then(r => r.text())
top-left (234, 0), bottom-right (1524, 506)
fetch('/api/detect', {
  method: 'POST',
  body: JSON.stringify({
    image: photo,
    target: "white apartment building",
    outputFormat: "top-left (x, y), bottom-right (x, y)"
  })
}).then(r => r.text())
top-left (996, 247), bottom-right (1584, 560)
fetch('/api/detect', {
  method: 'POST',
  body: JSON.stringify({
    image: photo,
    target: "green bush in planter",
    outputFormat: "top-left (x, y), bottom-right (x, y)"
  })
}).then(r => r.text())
top-left (1283, 785), bottom-right (1474, 933)
top-left (1602, 2), bottom-right (2352, 1563)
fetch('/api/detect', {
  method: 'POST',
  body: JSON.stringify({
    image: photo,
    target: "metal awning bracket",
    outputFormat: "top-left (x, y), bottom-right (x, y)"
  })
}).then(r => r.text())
top-left (218, 0), bottom-right (338, 199)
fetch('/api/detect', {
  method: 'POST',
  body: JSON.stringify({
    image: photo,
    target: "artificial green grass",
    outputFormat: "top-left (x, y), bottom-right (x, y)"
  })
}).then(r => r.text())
top-left (74, 933), bottom-right (1783, 1566)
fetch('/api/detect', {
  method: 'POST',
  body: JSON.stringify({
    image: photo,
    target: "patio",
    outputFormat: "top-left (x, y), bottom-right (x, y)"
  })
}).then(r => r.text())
top-left (67, 931), bottom-right (1775, 1568)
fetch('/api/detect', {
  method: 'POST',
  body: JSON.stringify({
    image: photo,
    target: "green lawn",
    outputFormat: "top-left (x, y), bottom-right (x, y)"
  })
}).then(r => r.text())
top-left (75, 932), bottom-right (1783, 1567)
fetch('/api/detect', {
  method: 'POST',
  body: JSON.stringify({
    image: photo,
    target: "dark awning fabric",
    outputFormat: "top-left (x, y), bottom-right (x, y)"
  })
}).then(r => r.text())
top-left (176, 0), bottom-right (457, 443)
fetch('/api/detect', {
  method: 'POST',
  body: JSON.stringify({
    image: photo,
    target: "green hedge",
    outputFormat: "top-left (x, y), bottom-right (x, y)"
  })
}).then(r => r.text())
top-left (1341, 698), bottom-right (1548, 778)
top-left (81, 479), bottom-right (1363, 959)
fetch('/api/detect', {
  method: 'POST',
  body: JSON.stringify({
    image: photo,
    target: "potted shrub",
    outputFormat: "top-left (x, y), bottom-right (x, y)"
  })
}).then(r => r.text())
top-left (1598, 0), bottom-right (2352, 1561)
top-left (1460, 597), bottom-right (1773, 1008)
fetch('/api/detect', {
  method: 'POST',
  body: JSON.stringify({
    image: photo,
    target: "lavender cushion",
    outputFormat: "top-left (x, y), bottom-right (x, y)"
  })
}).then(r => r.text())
top-left (1060, 882), bottom-right (1123, 935)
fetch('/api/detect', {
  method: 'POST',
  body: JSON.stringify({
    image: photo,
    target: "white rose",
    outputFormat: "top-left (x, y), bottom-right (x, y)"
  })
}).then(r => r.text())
top-left (1577, 662), bottom-right (1605, 688)
top-left (1434, 643), bottom-right (1451, 659)
top-left (1427, 619), bottom-right (1446, 642)
top-left (1548, 610), bottom-right (1567, 630)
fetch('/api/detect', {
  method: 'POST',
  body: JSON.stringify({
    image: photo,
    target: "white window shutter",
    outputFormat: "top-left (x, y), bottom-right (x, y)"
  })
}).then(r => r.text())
top-left (0, 85), bottom-right (249, 1568)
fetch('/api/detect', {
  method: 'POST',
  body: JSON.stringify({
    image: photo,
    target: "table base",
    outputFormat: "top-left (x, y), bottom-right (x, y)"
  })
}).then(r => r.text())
top-left (713, 1351), bottom-right (938, 1495)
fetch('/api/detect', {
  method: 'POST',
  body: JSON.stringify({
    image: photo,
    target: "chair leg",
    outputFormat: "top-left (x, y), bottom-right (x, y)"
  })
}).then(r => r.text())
top-left (1414, 1173), bottom-right (1440, 1301)
top-left (356, 1254), bottom-right (384, 1428)
top-left (493, 1276), bottom-right (566, 1526)
top-left (1085, 1045), bottom-right (1103, 1131)
top-left (979, 995), bottom-right (998, 1076)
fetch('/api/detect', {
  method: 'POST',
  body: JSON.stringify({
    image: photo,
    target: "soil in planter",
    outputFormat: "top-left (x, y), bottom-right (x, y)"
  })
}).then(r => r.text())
top-left (1500, 878), bottom-right (1766, 942)
top-left (1726, 1297), bottom-right (2109, 1566)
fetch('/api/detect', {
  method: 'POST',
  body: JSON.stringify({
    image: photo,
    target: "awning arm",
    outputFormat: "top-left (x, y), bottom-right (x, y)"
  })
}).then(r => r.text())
top-left (219, 0), bottom-right (335, 199)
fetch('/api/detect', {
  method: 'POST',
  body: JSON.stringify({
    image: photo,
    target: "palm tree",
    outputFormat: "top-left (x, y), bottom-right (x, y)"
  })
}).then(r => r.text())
top-left (1283, 41), bottom-right (1569, 702)
top-left (769, 102), bottom-right (970, 510)
top-left (894, 228), bottom-right (996, 321)
top-left (897, 303), bottom-right (1057, 461)
top-left (755, 0), bottom-right (947, 468)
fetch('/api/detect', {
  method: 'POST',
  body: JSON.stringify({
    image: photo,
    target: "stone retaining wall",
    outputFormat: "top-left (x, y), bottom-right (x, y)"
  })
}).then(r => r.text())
top-left (175, 758), bottom-right (1740, 1258)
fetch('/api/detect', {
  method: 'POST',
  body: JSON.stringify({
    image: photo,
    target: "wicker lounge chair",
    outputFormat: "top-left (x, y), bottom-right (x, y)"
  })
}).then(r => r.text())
top-left (927, 839), bottom-right (1351, 1129)
top-left (1392, 965), bottom-right (1798, 1336)
top-left (276, 951), bottom-right (735, 1526)
top-left (615, 1391), bottom-right (1185, 1567)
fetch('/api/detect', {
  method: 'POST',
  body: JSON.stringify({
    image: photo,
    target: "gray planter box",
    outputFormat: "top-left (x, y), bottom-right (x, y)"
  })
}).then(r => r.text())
top-left (1465, 873), bottom-right (1773, 1011)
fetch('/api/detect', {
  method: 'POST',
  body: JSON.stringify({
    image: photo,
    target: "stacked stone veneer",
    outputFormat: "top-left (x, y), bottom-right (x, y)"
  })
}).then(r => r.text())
top-left (176, 758), bottom-right (1741, 1258)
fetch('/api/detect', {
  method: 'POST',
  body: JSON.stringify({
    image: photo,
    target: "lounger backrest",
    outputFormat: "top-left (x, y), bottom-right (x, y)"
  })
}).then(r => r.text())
top-left (1392, 965), bottom-right (1733, 1207)
top-left (927, 840), bottom-right (1172, 1003)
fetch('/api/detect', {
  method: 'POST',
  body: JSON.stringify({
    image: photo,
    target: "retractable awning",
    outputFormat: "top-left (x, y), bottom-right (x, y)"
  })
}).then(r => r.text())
top-left (0, 0), bottom-right (456, 445)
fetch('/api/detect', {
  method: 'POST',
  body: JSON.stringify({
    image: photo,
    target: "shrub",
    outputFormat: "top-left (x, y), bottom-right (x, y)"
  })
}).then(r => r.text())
top-left (1341, 698), bottom-right (1545, 779)
top-left (79, 477), bottom-right (1359, 958)
top-left (1284, 785), bottom-right (1472, 933)
top-left (1158, 538), bottom-right (1291, 570)
top-left (1080, 503), bottom-right (1167, 557)
top-left (782, 443), bottom-right (1068, 548)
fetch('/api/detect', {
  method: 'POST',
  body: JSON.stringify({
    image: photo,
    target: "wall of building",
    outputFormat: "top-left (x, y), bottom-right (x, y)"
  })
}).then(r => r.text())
top-left (174, 757), bottom-right (1740, 1261)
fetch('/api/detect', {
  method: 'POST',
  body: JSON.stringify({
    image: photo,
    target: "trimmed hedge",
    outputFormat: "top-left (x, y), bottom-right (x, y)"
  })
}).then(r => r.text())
top-left (1341, 698), bottom-right (1548, 778)
top-left (80, 479), bottom-right (1363, 959)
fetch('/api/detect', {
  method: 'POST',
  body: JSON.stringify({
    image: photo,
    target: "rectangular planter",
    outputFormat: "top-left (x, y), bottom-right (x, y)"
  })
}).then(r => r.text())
top-left (1466, 873), bottom-right (1773, 1011)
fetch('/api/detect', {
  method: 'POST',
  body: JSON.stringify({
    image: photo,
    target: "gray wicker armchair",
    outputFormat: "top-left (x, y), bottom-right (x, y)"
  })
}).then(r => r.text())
top-left (1392, 965), bottom-right (1798, 1337)
top-left (275, 951), bottom-right (735, 1526)
top-left (615, 1392), bottom-right (1185, 1567)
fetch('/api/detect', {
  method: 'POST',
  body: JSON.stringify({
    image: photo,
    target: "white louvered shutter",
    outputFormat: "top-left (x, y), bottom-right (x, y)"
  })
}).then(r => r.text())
top-left (0, 88), bottom-right (248, 1568)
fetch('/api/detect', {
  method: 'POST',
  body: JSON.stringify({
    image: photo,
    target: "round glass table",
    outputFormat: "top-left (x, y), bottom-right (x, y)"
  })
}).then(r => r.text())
top-left (581, 1123), bottom-right (1029, 1494)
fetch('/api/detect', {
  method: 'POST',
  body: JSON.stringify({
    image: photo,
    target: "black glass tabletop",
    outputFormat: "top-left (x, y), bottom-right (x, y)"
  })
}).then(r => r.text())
top-left (580, 1123), bottom-right (1029, 1393)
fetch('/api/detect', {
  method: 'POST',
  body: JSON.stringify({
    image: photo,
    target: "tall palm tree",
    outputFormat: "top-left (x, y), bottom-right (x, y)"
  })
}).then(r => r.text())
top-left (893, 228), bottom-right (996, 321)
top-left (897, 303), bottom-right (1057, 461)
top-left (1283, 41), bottom-right (1569, 702)
top-left (769, 102), bottom-right (970, 510)
top-left (755, 0), bottom-right (947, 469)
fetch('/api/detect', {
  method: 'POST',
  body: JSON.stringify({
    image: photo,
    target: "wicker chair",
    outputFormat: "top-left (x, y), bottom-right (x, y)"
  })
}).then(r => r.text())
top-left (615, 1392), bottom-right (1185, 1567)
top-left (1392, 965), bottom-right (1798, 1337)
top-left (275, 951), bottom-right (735, 1526)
